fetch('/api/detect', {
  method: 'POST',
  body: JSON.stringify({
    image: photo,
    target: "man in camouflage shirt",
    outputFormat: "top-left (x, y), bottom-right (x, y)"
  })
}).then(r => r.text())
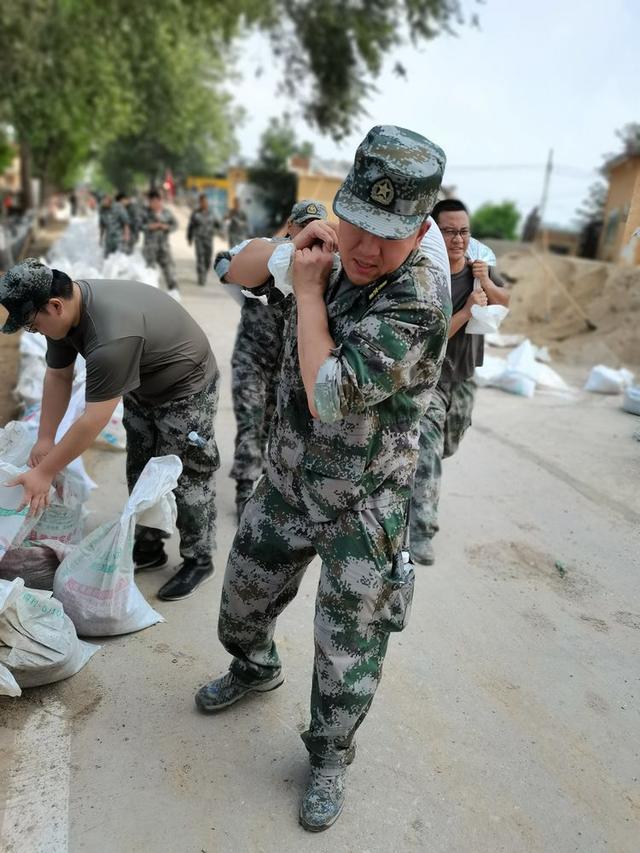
top-left (216, 199), bottom-right (329, 521)
top-left (187, 193), bottom-right (221, 286)
top-left (196, 126), bottom-right (451, 831)
top-left (142, 190), bottom-right (180, 298)
top-left (99, 193), bottom-right (130, 257)
top-left (121, 192), bottom-right (144, 254)
top-left (225, 198), bottom-right (248, 247)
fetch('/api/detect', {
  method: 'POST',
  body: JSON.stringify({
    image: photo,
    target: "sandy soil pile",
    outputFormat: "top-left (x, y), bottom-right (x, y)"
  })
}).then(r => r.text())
top-left (496, 249), bottom-right (640, 370)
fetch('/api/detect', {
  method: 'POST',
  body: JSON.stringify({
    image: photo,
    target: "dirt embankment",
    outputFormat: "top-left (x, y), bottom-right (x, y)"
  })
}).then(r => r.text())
top-left (494, 248), bottom-right (640, 370)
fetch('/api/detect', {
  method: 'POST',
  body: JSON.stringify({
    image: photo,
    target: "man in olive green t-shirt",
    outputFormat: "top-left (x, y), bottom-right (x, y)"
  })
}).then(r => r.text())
top-left (0, 258), bottom-right (220, 601)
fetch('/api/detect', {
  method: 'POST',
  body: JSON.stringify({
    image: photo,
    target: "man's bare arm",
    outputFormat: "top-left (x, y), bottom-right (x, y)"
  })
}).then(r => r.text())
top-left (227, 220), bottom-right (338, 288)
top-left (10, 398), bottom-right (121, 514)
top-left (31, 366), bottom-right (75, 461)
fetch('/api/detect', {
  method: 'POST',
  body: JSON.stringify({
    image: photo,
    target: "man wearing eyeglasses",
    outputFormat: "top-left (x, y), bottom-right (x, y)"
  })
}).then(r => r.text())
top-left (409, 198), bottom-right (510, 566)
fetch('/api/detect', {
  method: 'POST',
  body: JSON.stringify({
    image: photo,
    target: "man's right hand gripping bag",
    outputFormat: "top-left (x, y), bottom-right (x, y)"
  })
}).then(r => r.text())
top-left (53, 456), bottom-right (182, 636)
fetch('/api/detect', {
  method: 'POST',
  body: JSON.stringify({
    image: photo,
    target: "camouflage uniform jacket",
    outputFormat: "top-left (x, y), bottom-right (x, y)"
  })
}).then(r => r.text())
top-left (99, 202), bottom-right (129, 248)
top-left (187, 209), bottom-right (220, 243)
top-left (142, 208), bottom-right (177, 250)
top-left (265, 249), bottom-right (451, 522)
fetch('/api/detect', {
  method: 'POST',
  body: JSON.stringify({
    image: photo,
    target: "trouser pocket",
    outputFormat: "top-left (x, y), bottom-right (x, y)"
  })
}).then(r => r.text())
top-left (374, 553), bottom-right (415, 633)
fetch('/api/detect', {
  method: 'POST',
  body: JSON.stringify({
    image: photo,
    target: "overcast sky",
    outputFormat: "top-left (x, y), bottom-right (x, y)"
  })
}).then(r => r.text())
top-left (231, 0), bottom-right (637, 230)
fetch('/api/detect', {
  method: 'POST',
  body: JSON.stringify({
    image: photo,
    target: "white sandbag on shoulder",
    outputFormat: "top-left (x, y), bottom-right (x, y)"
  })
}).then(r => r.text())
top-left (53, 455), bottom-right (182, 636)
top-left (465, 238), bottom-right (509, 335)
top-left (0, 578), bottom-right (99, 694)
top-left (584, 365), bottom-right (634, 394)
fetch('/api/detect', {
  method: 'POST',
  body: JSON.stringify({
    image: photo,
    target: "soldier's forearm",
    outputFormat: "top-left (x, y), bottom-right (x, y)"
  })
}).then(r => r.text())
top-left (227, 239), bottom-right (276, 288)
top-left (296, 292), bottom-right (335, 418)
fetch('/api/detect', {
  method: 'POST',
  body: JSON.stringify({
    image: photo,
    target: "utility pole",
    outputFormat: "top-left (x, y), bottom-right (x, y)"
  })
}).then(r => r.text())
top-left (539, 148), bottom-right (553, 224)
top-left (539, 148), bottom-right (553, 322)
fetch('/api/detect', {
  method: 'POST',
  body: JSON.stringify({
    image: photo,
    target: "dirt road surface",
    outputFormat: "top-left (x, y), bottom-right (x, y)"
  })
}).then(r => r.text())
top-left (1, 212), bottom-right (638, 853)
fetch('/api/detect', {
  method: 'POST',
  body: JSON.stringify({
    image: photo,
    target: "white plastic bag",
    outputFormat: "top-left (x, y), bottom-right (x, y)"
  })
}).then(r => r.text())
top-left (0, 421), bottom-right (87, 547)
top-left (0, 477), bottom-right (37, 562)
top-left (465, 238), bottom-right (509, 335)
top-left (0, 578), bottom-right (99, 694)
top-left (53, 455), bottom-right (182, 636)
top-left (622, 386), bottom-right (640, 416)
top-left (584, 365), bottom-right (634, 394)
top-left (474, 339), bottom-right (572, 399)
top-left (0, 661), bottom-right (21, 696)
top-left (466, 303), bottom-right (510, 335)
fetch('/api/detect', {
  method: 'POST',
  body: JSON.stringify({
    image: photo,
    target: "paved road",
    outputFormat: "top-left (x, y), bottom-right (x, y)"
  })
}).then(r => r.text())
top-left (1, 213), bottom-right (638, 853)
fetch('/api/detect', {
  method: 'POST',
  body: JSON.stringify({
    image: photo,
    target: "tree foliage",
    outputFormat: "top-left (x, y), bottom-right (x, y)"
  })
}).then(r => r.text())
top-left (248, 116), bottom-right (314, 232)
top-left (263, 0), bottom-right (477, 138)
top-left (605, 122), bottom-right (640, 161)
top-left (0, 128), bottom-right (14, 177)
top-left (471, 201), bottom-right (520, 241)
top-left (575, 181), bottom-right (607, 227)
top-left (0, 0), bottom-right (478, 198)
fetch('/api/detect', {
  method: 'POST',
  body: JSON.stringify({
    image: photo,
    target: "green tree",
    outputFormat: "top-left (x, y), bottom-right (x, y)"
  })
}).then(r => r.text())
top-left (472, 201), bottom-right (520, 241)
top-left (261, 0), bottom-right (478, 138)
top-left (248, 116), bottom-right (314, 232)
top-left (0, 127), bottom-right (14, 176)
top-left (0, 0), bottom-right (477, 203)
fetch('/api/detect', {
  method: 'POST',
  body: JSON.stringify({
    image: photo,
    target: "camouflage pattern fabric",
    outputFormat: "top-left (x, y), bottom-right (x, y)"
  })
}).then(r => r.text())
top-left (0, 258), bottom-right (53, 333)
top-left (218, 247), bottom-right (450, 764)
top-left (188, 209), bottom-right (220, 286)
top-left (267, 249), bottom-right (451, 522)
top-left (124, 200), bottom-right (144, 253)
top-left (218, 476), bottom-right (408, 766)
top-left (122, 378), bottom-right (220, 564)
top-left (409, 378), bottom-right (476, 544)
top-left (230, 298), bottom-right (287, 483)
top-left (227, 209), bottom-right (248, 247)
top-left (289, 200), bottom-right (328, 225)
top-left (333, 125), bottom-right (446, 239)
top-left (142, 208), bottom-right (179, 290)
top-left (99, 201), bottom-right (130, 256)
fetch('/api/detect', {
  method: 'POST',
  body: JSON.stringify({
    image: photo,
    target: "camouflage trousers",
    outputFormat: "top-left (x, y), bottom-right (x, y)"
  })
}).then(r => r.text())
top-left (410, 378), bottom-right (476, 544)
top-left (218, 476), bottom-right (408, 767)
top-left (122, 378), bottom-right (220, 563)
top-left (230, 300), bottom-right (285, 483)
top-left (194, 237), bottom-right (213, 286)
top-left (143, 243), bottom-right (179, 291)
top-left (104, 236), bottom-right (125, 257)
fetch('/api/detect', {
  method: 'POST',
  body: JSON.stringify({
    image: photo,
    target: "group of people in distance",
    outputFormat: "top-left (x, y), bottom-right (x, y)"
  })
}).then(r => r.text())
top-left (0, 122), bottom-right (508, 832)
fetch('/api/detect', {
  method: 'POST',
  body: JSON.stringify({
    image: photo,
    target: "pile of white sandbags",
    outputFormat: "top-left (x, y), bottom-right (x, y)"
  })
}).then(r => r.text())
top-left (475, 339), bottom-right (573, 398)
top-left (45, 215), bottom-right (160, 288)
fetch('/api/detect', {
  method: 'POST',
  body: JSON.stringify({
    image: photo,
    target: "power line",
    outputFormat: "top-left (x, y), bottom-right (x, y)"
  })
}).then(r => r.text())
top-left (447, 163), bottom-right (598, 177)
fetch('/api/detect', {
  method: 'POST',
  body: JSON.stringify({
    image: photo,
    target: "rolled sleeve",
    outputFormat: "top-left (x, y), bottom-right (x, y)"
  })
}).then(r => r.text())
top-left (313, 301), bottom-right (449, 423)
top-left (313, 349), bottom-right (344, 423)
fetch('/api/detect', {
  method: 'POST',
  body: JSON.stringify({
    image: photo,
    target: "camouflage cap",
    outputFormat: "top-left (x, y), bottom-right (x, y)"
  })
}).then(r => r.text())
top-left (0, 258), bottom-right (53, 334)
top-left (289, 199), bottom-right (328, 225)
top-left (333, 125), bottom-right (446, 239)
